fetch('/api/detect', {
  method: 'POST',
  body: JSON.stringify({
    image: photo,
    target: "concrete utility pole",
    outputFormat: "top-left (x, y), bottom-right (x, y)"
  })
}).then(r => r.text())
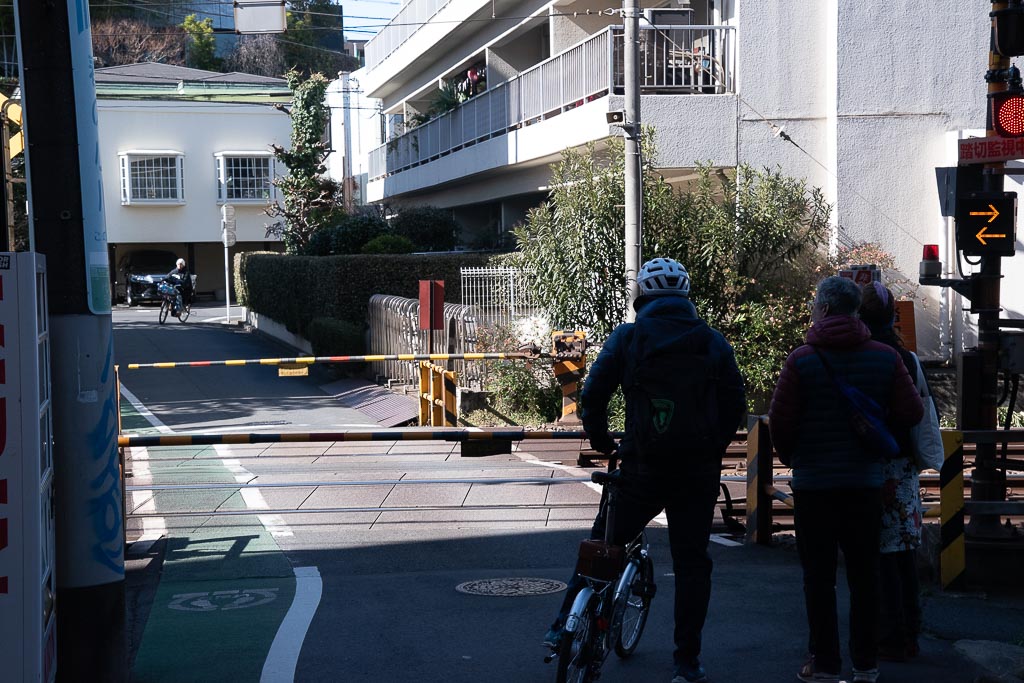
top-left (967, 0), bottom-right (1011, 538)
top-left (623, 0), bottom-right (642, 321)
top-left (15, 1), bottom-right (126, 679)
top-left (340, 72), bottom-right (355, 211)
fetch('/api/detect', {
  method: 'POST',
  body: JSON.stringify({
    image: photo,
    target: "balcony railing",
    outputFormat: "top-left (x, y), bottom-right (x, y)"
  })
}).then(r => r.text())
top-left (365, 0), bottom-right (454, 72)
top-left (369, 25), bottom-right (735, 181)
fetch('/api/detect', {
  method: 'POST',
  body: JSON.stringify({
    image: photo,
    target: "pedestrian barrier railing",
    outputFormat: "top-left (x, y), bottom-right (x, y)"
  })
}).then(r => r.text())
top-left (744, 417), bottom-right (1024, 591)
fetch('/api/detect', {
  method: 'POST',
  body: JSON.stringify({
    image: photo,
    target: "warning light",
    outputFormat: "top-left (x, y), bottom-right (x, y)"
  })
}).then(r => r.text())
top-left (920, 245), bottom-right (942, 279)
top-left (991, 67), bottom-right (1024, 137)
top-left (993, 4), bottom-right (1024, 57)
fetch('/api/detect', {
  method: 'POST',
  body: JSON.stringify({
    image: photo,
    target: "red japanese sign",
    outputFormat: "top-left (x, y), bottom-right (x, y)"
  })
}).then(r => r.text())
top-left (958, 135), bottom-right (1024, 165)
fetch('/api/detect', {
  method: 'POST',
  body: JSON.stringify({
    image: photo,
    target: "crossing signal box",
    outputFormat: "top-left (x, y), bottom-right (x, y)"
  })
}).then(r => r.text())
top-left (991, 89), bottom-right (1024, 137)
top-left (955, 191), bottom-right (1018, 257)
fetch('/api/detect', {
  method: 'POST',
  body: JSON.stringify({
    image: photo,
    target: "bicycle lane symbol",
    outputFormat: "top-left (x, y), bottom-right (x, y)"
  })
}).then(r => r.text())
top-left (168, 588), bottom-right (279, 612)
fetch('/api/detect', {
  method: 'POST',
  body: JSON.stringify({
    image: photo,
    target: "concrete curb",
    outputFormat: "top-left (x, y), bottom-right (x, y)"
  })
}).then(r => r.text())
top-left (954, 640), bottom-right (1024, 682)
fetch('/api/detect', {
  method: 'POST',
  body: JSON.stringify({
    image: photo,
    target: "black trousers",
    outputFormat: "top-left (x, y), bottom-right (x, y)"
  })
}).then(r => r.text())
top-left (553, 457), bottom-right (723, 665)
top-left (879, 549), bottom-right (921, 653)
top-left (793, 487), bottom-right (882, 674)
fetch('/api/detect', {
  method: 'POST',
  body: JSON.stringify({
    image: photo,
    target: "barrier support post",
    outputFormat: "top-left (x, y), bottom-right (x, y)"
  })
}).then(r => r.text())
top-left (745, 416), bottom-right (775, 545)
top-left (431, 363), bottom-right (444, 427)
top-left (443, 369), bottom-right (458, 427)
top-left (939, 430), bottom-right (966, 590)
top-left (552, 331), bottom-right (587, 424)
top-left (418, 361), bottom-right (430, 426)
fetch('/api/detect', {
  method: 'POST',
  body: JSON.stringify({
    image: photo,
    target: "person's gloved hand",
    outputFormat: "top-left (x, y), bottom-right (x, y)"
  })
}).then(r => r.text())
top-left (589, 434), bottom-right (617, 456)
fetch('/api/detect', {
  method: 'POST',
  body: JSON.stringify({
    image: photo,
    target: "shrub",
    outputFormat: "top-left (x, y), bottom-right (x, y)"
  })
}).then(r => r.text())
top-left (362, 234), bottom-right (416, 254)
top-left (233, 250), bottom-right (277, 306)
top-left (306, 317), bottom-right (366, 375)
top-left (391, 205), bottom-right (459, 252)
top-left (306, 214), bottom-right (388, 255)
top-left (242, 252), bottom-right (491, 334)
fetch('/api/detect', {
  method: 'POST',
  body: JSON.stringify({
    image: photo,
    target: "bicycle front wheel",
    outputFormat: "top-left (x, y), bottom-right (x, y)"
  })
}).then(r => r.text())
top-left (158, 300), bottom-right (170, 324)
top-left (556, 594), bottom-right (598, 683)
top-left (614, 555), bottom-right (653, 658)
top-left (177, 302), bottom-right (191, 322)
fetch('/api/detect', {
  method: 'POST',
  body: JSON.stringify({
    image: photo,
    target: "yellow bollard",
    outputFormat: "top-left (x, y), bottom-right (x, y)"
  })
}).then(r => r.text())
top-left (939, 430), bottom-right (966, 591)
top-left (418, 361), bottom-right (430, 426)
top-left (551, 331), bottom-right (587, 424)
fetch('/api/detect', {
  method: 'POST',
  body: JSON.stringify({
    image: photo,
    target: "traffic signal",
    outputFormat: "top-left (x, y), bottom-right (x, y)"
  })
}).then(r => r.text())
top-left (990, 72), bottom-right (1024, 138)
top-left (993, 3), bottom-right (1024, 57)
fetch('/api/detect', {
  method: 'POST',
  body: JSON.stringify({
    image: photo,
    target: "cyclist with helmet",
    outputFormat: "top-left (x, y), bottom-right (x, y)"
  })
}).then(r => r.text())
top-left (544, 257), bottom-right (746, 683)
top-left (165, 258), bottom-right (194, 309)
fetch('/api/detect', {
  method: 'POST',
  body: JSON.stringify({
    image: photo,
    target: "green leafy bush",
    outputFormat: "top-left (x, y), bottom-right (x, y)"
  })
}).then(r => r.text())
top-left (306, 214), bottom-right (389, 255)
top-left (362, 234), bottom-right (416, 254)
top-left (234, 250), bottom-right (278, 306)
top-left (242, 252), bottom-right (491, 334)
top-left (306, 317), bottom-right (366, 376)
top-left (391, 206), bottom-right (459, 252)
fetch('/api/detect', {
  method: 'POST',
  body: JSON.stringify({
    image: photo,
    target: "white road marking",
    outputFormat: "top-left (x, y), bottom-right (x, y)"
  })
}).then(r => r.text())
top-left (260, 566), bottom-right (323, 683)
top-left (215, 445), bottom-right (294, 538)
top-left (119, 384), bottom-right (174, 434)
top-left (127, 447), bottom-right (168, 548)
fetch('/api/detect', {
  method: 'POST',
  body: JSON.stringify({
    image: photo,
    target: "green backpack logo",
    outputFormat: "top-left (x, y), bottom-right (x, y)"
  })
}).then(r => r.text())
top-left (650, 398), bottom-right (675, 435)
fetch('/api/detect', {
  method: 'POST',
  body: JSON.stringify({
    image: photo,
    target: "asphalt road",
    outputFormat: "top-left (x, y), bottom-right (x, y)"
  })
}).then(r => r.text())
top-left (115, 308), bottom-right (998, 683)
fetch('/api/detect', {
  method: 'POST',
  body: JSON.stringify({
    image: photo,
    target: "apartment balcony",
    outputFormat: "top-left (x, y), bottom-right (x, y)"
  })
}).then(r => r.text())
top-left (367, 25), bottom-right (737, 201)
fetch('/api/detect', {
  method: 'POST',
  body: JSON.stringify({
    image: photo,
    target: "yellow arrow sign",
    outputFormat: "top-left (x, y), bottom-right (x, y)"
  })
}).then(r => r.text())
top-left (976, 225), bottom-right (1008, 245)
top-left (969, 204), bottom-right (1001, 223)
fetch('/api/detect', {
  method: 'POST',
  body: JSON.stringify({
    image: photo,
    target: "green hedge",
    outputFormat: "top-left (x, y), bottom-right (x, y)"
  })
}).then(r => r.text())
top-left (242, 252), bottom-right (492, 334)
top-left (307, 317), bottom-right (365, 355)
top-left (234, 251), bottom-right (277, 307)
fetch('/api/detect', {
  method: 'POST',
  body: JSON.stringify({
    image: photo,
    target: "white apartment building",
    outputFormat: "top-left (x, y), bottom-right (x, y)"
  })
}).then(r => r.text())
top-left (350, 0), bottom-right (1024, 359)
top-left (95, 63), bottom-right (292, 302)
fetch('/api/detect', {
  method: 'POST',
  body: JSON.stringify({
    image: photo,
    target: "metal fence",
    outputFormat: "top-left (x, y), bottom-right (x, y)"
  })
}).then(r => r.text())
top-left (367, 294), bottom-right (482, 388)
top-left (368, 25), bottom-right (735, 181)
top-left (364, 0), bottom-right (453, 71)
top-left (460, 266), bottom-right (540, 330)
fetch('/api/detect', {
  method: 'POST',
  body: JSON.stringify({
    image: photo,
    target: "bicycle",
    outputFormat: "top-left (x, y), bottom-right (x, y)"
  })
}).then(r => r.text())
top-left (547, 465), bottom-right (657, 683)
top-left (157, 281), bottom-right (191, 324)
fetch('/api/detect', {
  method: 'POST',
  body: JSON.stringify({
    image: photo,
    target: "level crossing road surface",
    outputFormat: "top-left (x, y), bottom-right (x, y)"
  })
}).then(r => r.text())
top-left (115, 306), bottom-right (1008, 682)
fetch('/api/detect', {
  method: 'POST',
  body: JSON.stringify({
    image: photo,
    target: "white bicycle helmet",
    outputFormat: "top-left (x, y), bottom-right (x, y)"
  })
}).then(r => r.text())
top-left (637, 258), bottom-right (690, 297)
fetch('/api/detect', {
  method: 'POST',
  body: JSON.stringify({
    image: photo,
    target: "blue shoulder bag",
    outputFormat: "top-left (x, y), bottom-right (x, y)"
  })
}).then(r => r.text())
top-left (813, 347), bottom-right (900, 459)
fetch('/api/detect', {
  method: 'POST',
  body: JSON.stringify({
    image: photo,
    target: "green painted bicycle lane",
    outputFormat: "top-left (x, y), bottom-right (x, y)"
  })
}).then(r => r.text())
top-left (131, 445), bottom-right (297, 683)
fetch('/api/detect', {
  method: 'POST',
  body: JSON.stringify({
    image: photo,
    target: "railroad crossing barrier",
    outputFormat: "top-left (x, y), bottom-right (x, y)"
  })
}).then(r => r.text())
top-left (551, 331), bottom-right (587, 424)
top-left (419, 361), bottom-right (457, 427)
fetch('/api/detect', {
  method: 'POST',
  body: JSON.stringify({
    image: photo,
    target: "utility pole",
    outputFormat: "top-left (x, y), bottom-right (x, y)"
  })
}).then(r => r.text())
top-left (340, 71), bottom-right (355, 211)
top-left (622, 0), bottom-right (642, 321)
top-left (968, 0), bottom-right (1011, 538)
top-left (15, 1), bottom-right (126, 679)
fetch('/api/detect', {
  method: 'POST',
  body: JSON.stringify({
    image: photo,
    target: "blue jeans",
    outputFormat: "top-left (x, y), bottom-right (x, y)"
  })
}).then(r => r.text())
top-left (552, 457), bottom-right (723, 665)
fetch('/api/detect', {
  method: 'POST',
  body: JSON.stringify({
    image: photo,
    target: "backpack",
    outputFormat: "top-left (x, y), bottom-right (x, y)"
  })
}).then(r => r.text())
top-left (622, 317), bottom-right (719, 458)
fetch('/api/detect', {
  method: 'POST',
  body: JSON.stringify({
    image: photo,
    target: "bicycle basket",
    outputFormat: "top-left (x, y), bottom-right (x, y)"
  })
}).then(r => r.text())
top-left (576, 540), bottom-right (625, 581)
top-left (157, 282), bottom-right (177, 296)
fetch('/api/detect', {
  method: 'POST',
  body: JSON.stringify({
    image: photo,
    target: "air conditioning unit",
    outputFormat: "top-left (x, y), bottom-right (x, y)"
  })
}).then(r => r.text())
top-left (643, 8), bottom-right (694, 25)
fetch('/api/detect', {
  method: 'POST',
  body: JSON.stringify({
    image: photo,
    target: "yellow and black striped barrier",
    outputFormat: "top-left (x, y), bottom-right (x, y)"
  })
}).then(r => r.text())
top-left (117, 428), bottom-right (619, 449)
top-left (939, 430), bottom-right (966, 591)
top-left (745, 417), bottom-right (773, 545)
top-left (124, 351), bottom-right (554, 371)
top-left (418, 361), bottom-right (458, 427)
top-left (552, 331), bottom-right (587, 424)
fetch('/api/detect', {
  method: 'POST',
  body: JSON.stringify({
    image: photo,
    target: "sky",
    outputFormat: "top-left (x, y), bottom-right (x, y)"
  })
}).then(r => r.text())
top-left (343, 0), bottom-right (401, 42)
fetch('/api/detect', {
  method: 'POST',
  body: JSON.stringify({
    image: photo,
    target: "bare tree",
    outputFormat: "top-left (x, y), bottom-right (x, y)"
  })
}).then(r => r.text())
top-left (223, 35), bottom-right (286, 77)
top-left (91, 18), bottom-right (186, 67)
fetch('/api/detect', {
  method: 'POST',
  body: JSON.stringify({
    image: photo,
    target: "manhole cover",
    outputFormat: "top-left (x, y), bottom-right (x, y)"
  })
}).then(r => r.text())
top-left (455, 578), bottom-right (566, 597)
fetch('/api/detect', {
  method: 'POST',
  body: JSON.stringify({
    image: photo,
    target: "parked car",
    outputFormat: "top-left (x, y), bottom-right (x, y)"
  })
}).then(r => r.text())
top-left (120, 249), bottom-right (179, 306)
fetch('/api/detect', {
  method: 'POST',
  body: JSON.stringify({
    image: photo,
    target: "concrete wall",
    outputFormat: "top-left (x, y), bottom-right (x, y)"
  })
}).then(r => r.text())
top-left (487, 25), bottom-right (548, 84)
top-left (98, 101), bottom-right (292, 246)
top-left (548, 0), bottom-right (613, 54)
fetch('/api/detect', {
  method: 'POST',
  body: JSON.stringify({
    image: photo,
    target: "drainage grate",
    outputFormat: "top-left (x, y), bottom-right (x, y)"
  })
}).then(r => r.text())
top-left (455, 577), bottom-right (567, 597)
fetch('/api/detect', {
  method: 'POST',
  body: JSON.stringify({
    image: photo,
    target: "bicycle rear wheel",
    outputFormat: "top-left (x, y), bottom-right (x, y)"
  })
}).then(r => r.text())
top-left (158, 300), bottom-right (169, 324)
top-left (614, 555), bottom-right (653, 658)
top-left (556, 594), bottom-right (598, 683)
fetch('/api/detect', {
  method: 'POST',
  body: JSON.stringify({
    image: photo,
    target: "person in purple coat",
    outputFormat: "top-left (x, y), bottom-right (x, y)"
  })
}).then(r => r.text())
top-left (768, 276), bottom-right (923, 683)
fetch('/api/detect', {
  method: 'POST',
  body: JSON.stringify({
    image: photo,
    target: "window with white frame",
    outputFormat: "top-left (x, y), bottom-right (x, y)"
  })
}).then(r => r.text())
top-left (215, 152), bottom-right (275, 202)
top-left (118, 152), bottom-right (185, 205)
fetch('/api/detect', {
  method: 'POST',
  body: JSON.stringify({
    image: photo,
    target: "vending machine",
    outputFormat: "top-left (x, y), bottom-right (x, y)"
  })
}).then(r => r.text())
top-left (0, 252), bottom-right (57, 682)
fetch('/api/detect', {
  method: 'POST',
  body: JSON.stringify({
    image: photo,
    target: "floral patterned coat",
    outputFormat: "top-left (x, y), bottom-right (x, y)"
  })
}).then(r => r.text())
top-left (880, 455), bottom-right (923, 553)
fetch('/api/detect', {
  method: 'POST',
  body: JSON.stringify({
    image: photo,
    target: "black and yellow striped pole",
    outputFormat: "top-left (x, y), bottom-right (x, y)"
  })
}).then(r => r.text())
top-left (940, 430), bottom-right (967, 591)
top-left (552, 331), bottom-right (587, 424)
top-left (744, 417), bottom-right (775, 545)
top-left (124, 351), bottom-right (552, 370)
